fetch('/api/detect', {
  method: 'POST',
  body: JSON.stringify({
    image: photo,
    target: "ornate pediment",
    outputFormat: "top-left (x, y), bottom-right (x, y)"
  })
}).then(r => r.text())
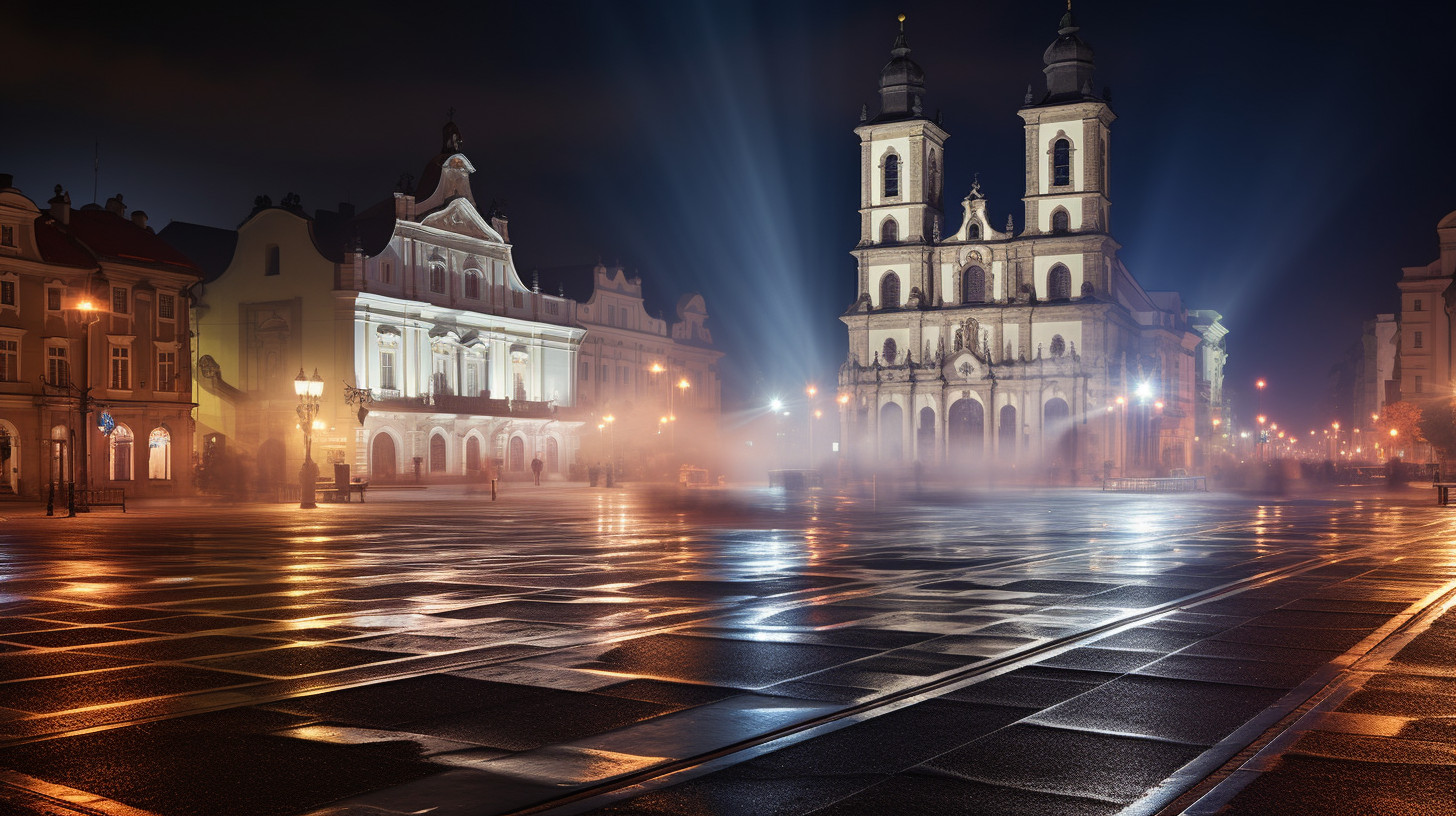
top-left (945, 349), bottom-right (988, 380)
top-left (420, 198), bottom-right (505, 243)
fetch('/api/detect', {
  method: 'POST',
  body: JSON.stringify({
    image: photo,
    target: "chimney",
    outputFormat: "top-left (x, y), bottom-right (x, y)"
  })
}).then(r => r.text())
top-left (130, 210), bottom-right (149, 231)
top-left (48, 185), bottom-right (71, 225)
top-left (104, 194), bottom-right (126, 217)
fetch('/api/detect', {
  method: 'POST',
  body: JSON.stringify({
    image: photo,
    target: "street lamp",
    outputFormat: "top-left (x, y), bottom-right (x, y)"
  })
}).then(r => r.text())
top-left (295, 367), bottom-right (324, 509)
top-left (805, 384), bottom-right (818, 468)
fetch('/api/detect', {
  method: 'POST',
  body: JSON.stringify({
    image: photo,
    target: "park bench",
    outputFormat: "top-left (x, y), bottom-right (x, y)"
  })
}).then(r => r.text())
top-left (1433, 482), bottom-right (1456, 505)
top-left (79, 488), bottom-right (126, 512)
top-left (318, 478), bottom-right (368, 503)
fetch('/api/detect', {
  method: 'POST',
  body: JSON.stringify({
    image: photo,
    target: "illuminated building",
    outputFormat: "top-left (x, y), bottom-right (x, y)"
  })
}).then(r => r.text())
top-left (0, 176), bottom-right (199, 499)
top-left (170, 121), bottom-right (586, 487)
top-left (838, 11), bottom-right (1225, 478)
top-left (1394, 210), bottom-right (1456, 404)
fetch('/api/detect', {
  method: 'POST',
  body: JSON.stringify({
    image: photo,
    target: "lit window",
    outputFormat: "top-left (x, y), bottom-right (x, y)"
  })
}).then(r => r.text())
top-left (0, 338), bottom-right (17, 381)
top-left (110, 425), bottom-right (134, 481)
top-left (110, 346), bottom-right (130, 389)
top-left (157, 351), bottom-right (177, 391)
top-left (148, 427), bottom-right (171, 480)
top-left (112, 286), bottom-right (129, 315)
top-left (48, 345), bottom-right (69, 386)
top-left (883, 154), bottom-right (900, 197)
top-left (1052, 139), bottom-right (1071, 186)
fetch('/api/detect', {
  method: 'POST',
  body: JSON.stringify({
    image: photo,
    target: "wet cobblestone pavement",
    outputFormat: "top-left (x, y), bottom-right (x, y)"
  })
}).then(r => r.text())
top-left (0, 485), bottom-right (1452, 815)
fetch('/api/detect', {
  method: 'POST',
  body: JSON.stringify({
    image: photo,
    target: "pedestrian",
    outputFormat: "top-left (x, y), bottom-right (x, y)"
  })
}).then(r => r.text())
top-left (588, 463), bottom-right (599, 487)
top-left (531, 455), bottom-right (543, 485)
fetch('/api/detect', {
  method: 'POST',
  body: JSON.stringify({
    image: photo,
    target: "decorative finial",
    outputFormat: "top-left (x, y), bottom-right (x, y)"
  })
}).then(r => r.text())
top-left (898, 13), bottom-right (906, 26)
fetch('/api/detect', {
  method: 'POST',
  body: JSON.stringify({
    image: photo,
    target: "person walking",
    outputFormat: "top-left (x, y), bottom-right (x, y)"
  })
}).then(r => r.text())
top-left (530, 455), bottom-right (543, 485)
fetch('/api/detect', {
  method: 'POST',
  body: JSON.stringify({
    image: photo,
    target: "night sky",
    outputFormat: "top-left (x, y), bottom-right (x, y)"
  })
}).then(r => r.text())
top-left (4, 1), bottom-right (1454, 430)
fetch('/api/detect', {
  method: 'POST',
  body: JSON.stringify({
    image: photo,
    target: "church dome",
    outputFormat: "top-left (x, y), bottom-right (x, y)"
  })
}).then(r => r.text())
top-left (873, 15), bottom-right (927, 122)
top-left (1043, 11), bottom-right (1095, 67)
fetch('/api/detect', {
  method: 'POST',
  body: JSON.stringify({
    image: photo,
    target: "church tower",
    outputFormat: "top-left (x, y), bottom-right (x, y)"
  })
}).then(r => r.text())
top-left (1017, 7), bottom-right (1115, 240)
top-left (853, 15), bottom-right (948, 310)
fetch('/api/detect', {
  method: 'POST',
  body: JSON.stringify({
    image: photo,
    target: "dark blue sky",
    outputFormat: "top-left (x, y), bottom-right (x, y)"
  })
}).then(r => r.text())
top-left (4, 1), bottom-right (1454, 429)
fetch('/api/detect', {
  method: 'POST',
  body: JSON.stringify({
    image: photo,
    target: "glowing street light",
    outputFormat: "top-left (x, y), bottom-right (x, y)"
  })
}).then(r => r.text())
top-left (294, 368), bottom-right (324, 509)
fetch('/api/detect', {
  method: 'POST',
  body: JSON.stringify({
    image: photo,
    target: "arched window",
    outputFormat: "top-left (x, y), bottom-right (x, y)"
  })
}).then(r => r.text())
top-left (466, 436), bottom-right (481, 473)
top-left (1048, 265), bottom-right (1072, 300)
top-left (882, 337), bottom-right (898, 365)
top-left (508, 436), bottom-right (526, 471)
top-left (429, 265), bottom-right (446, 294)
top-left (962, 266), bottom-right (986, 304)
top-left (110, 424), bottom-right (133, 481)
top-left (464, 271), bottom-right (480, 299)
top-left (884, 154), bottom-right (900, 197)
top-left (929, 155), bottom-right (940, 207)
top-left (1050, 334), bottom-right (1066, 357)
top-left (371, 433), bottom-right (397, 481)
top-left (968, 223), bottom-right (981, 240)
top-left (1051, 209), bottom-right (1070, 234)
top-left (880, 218), bottom-right (899, 244)
top-left (148, 426), bottom-right (171, 480)
top-left (546, 437), bottom-right (559, 473)
top-left (430, 432), bottom-right (447, 472)
top-left (879, 272), bottom-right (901, 309)
top-left (1052, 138), bottom-right (1071, 186)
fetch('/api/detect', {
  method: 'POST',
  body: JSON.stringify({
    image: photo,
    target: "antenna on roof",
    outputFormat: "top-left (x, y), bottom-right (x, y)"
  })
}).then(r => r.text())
top-left (92, 141), bottom-right (100, 205)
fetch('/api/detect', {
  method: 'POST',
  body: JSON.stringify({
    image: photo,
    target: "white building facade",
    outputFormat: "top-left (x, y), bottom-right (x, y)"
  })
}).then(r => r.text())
top-left (839, 13), bottom-right (1225, 480)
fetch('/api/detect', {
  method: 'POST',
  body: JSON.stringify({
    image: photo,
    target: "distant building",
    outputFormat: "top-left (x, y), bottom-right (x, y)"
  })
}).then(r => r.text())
top-left (1394, 210), bottom-right (1456, 405)
top-left (838, 12), bottom-right (1226, 479)
top-left (168, 122), bottom-right (585, 490)
top-left (0, 175), bottom-right (199, 500)
top-left (536, 261), bottom-right (723, 475)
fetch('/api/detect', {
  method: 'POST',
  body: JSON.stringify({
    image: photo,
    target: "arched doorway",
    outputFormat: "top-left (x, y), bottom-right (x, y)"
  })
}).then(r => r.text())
top-left (50, 425), bottom-right (69, 488)
top-left (948, 399), bottom-right (984, 458)
top-left (371, 433), bottom-right (397, 482)
top-left (429, 433), bottom-right (447, 473)
top-left (148, 426), bottom-right (172, 480)
top-left (879, 402), bottom-right (903, 461)
top-left (1043, 397), bottom-right (1073, 467)
top-left (917, 407), bottom-right (935, 464)
top-left (998, 405), bottom-right (1017, 460)
top-left (508, 436), bottom-right (526, 471)
top-left (465, 436), bottom-right (481, 474)
top-left (110, 424), bottom-right (134, 481)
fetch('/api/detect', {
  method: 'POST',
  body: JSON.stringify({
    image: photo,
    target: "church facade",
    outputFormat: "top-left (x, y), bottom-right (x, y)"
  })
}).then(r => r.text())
top-left (839, 12), bottom-right (1225, 480)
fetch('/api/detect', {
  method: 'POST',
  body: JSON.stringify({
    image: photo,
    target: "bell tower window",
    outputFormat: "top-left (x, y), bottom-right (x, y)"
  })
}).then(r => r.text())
top-left (1052, 139), bottom-right (1072, 187)
top-left (962, 266), bottom-right (985, 304)
top-left (1051, 209), bottom-right (1070, 234)
top-left (880, 218), bottom-right (899, 244)
top-left (879, 272), bottom-right (901, 309)
top-left (1048, 265), bottom-right (1072, 300)
top-left (883, 154), bottom-right (900, 198)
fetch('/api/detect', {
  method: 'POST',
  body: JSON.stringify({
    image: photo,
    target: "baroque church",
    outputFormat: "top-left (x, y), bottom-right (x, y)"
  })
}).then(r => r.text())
top-left (839, 11), bottom-right (1228, 479)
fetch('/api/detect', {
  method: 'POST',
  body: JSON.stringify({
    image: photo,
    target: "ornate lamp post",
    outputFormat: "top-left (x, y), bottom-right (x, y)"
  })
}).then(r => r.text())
top-left (295, 368), bottom-right (324, 509)
top-left (805, 384), bottom-right (818, 468)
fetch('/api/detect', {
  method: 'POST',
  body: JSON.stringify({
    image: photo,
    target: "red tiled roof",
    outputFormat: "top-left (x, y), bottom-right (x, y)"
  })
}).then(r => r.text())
top-left (65, 209), bottom-right (201, 275)
top-left (33, 218), bottom-right (97, 269)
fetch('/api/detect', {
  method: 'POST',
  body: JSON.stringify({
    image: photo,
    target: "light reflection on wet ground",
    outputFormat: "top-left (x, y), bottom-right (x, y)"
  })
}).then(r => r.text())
top-left (0, 486), bottom-right (1452, 815)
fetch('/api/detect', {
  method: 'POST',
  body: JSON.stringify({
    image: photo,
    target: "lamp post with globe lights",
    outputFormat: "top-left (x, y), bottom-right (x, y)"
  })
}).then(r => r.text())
top-left (295, 368), bottom-right (324, 509)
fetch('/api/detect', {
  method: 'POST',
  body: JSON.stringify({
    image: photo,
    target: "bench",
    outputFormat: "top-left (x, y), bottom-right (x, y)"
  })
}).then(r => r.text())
top-left (1434, 482), bottom-right (1456, 505)
top-left (318, 480), bottom-right (368, 502)
top-left (79, 488), bottom-right (126, 512)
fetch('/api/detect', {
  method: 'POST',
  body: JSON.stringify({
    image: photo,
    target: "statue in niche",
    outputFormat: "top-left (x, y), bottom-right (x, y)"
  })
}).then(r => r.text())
top-left (981, 329), bottom-right (991, 357)
top-left (953, 325), bottom-right (964, 352)
top-left (936, 336), bottom-right (946, 362)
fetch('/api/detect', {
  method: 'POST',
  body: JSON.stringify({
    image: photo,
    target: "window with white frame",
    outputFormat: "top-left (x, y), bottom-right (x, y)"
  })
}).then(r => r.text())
top-left (157, 351), bottom-right (177, 392)
top-left (0, 338), bottom-right (17, 381)
top-left (380, 351), bottom-right (396, 391)
top-left (47, 343), bottom-right (69, 386)
top-left (110, 345), bottom-right (130, 389)
top-left (148, 426), bottom-right (171, 480)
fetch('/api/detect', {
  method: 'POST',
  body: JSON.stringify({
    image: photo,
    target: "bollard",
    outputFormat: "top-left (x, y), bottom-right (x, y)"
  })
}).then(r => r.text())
top-left (491, 479), bottom-right (498, 501)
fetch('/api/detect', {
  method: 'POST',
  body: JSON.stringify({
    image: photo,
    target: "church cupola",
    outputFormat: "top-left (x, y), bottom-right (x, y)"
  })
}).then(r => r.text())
top-left (1041, 6), bottom-right (1097, 103)
top-left (875, 14), bottom-right (927, 121)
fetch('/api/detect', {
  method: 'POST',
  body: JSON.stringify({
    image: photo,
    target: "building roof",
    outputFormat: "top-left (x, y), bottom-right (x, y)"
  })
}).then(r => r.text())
top-left (65, 208), bottom-right (201, 276)
top-left (32, 217), bottom-right (97, 269)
